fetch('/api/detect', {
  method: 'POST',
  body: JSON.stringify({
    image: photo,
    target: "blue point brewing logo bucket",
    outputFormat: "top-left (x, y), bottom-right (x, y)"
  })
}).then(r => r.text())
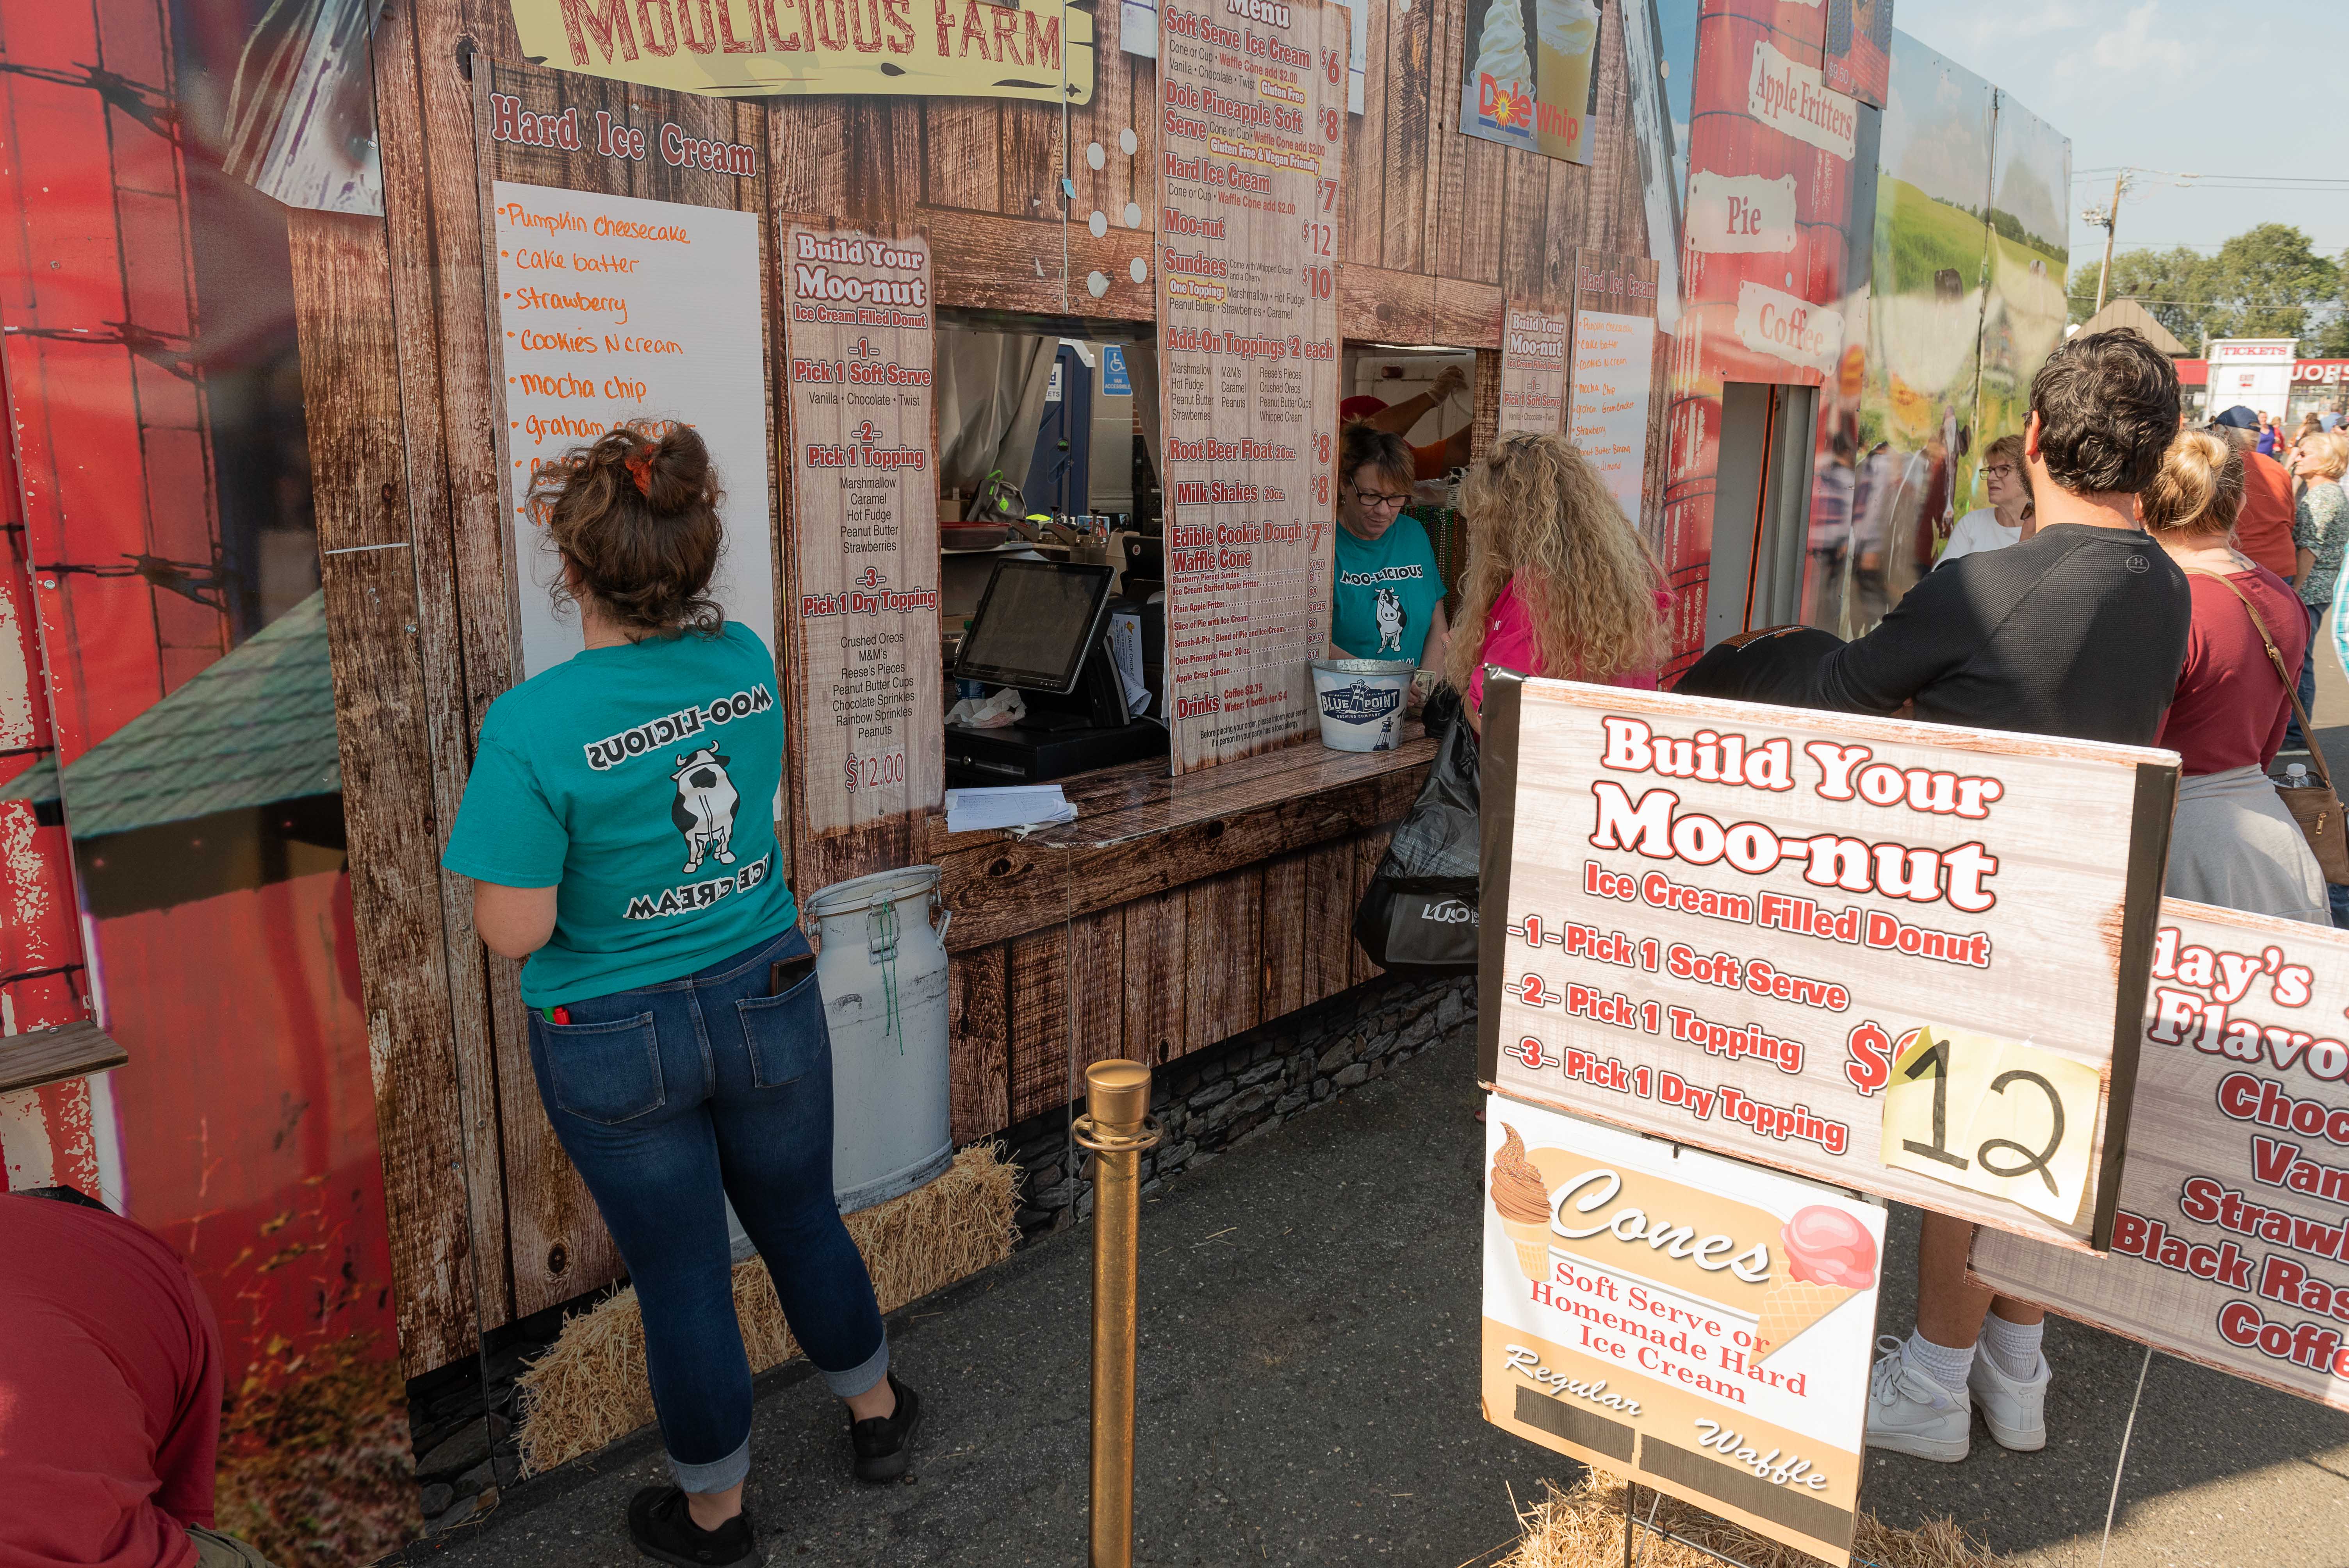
top-left (1310, 658), bottom-right (1417, 752)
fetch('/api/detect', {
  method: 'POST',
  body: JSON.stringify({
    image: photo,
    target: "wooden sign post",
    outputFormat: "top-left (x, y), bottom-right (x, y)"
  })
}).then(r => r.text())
top-left (1155, 0), bottom-right (1347, 773)
top-left (1974, 900), bottom-right (2349, 1407)
top-left (1477, 675), bottom-right (2178, 1249)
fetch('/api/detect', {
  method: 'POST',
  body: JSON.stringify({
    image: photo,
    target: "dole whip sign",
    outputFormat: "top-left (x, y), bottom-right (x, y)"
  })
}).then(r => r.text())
top-left (1476, 676), bottom-right (2179, 1249)
top-left (1483, 1097), bottom-right (1883, 1567)
top-left (1975, 902), bottom-right (2349, 1411)
top-left (507, 0), bottom-right (1096, 102)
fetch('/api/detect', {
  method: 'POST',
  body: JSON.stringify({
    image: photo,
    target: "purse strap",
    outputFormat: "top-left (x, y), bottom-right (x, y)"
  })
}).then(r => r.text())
top-left (2185, 566), bottom-right (2334, 793)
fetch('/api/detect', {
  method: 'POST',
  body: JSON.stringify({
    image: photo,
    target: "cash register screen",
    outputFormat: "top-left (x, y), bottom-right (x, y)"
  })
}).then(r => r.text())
top-left (953, 559), bottom-right (1116, 695)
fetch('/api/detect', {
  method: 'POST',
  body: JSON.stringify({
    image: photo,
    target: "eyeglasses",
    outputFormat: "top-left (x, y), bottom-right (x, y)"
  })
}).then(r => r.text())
top-left (1347, 487), bottom-right (1412, 510)
top-left (1982, 464), bottom-right (2018, 479)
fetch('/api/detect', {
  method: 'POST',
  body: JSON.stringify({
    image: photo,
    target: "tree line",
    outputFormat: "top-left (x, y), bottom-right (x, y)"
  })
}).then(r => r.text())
top-left (2067, 223), bottom-right (2348, 357)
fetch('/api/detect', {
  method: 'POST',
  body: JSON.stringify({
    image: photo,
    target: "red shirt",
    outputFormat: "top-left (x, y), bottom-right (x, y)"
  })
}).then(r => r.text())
top-left (0, 1197), bottom-right (222, 1568)
top-left (2233, 451), bottom-right (2299, 579)
top-left (2157, 564), bottom-right (2307, 776)
top-left (1467, 577), bottom-right (1673, 710)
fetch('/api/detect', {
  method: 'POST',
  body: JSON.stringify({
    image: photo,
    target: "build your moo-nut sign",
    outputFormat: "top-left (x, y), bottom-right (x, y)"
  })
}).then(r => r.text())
top-left (1476, 675), bottom-right (2179, 1250)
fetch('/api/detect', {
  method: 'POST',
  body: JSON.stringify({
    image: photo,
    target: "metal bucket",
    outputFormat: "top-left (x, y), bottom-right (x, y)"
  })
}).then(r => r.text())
top-left (806, 865), bottom-right (954, 1213)
top-left (1310, 657), bottom-right (1416, 752)
top-left (722, 865), bottom-right (954, 1258)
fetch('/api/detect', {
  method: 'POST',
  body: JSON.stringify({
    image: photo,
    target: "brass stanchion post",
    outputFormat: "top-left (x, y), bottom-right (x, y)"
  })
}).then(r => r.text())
top-left (1073, 1060), bottom-right (1162, 1568)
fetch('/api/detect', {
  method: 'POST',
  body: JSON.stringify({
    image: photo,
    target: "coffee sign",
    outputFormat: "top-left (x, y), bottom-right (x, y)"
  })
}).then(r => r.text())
top-left (1477, 675), bottom-right (2179, 1249)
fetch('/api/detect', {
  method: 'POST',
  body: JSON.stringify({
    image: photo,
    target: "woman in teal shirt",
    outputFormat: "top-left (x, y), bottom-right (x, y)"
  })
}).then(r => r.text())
top-left (1328, 423), bottom-right (1451, 666)
top-left (443, 427), bottom-right (916, 1567)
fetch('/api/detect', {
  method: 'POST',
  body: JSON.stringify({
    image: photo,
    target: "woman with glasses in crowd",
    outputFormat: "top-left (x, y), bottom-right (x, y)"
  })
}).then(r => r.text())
top-left (1328, 421), bottom-right (1451, 670)
top-left (1938, 433), bottom-right (2034, 564)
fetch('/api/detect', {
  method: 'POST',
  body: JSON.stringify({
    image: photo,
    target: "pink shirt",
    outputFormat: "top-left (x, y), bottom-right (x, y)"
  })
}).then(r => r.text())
top-left (1467, 577), bottom-right (1672, 711)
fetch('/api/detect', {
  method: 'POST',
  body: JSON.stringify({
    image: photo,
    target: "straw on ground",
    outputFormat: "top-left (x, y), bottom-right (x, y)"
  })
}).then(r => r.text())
top-left (1499, 1473), bottom-right (2007, 1568)
top-left (513, 1143), bottom-right (1021, 1474)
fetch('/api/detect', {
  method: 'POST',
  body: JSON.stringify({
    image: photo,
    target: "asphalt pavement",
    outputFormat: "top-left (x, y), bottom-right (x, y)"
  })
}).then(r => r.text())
top-left (402, 1017), bottom-right (2349, 1568)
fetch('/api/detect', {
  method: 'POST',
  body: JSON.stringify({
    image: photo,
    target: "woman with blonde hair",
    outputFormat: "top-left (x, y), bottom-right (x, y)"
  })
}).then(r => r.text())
top-left (1939, 432), bottom-right (2033, 563)
top-left (1447, 431), bottom-right (1671, 723)
top-left (2143, 428), bottom-right (2329, 923)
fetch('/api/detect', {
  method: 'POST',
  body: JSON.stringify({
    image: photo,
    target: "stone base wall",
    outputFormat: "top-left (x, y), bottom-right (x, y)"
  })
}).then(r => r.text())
top-left (1003, 971), bottom-right (1478, 1237)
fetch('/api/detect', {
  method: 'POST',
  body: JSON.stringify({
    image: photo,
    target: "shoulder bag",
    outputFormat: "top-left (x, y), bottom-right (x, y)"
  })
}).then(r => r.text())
top-left (1354, 688), bottom-right (1481, 973)
top-left (2189, 568), bottom-right (2349, 883)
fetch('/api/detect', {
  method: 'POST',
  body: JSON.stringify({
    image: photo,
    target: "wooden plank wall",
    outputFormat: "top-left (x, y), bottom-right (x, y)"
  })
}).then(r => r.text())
top-left (334, 0), bottom-right (1661, 1368)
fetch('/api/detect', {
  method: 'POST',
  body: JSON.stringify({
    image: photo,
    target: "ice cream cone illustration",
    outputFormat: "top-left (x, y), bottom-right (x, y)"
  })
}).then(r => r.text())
top-left (1753, 1205), bottom-right (1878, 1363)
top-left (1490, 1124), bottom-right (1555, 1284)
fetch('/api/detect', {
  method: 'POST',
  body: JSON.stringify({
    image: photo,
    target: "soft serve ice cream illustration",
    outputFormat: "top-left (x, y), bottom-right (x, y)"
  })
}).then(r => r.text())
top-left (1490, 1124), bottom-right (1556, 1283)
top-left (1470, 0), bottom-right (1537, 137)
top-left (1752, 1205), bottom-right (1878, 1362)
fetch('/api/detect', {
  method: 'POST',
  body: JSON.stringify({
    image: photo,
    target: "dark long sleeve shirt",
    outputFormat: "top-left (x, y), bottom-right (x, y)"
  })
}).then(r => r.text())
top-left (1766, 524), bottom-right (2192, 747)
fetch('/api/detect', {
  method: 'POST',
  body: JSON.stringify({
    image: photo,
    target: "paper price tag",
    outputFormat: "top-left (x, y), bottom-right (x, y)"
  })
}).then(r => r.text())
top-left (1879, 1026), bottom-right (2101, 1225)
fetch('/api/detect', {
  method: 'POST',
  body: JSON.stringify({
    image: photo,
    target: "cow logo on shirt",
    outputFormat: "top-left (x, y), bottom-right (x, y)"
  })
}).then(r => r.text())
top-left (1373, 586), bottom-right (1408, 654)
top-left (670, 747), bottom-right (740, 873)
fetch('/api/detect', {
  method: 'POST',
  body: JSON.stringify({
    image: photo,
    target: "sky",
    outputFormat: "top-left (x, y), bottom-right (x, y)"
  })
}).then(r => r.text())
top-left (1890, 0), bottom-right (2349, 267)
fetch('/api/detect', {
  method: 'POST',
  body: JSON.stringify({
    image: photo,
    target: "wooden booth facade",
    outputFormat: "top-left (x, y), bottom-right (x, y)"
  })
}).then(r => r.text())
top-left (304, 0), bottom-right (1667, 1378)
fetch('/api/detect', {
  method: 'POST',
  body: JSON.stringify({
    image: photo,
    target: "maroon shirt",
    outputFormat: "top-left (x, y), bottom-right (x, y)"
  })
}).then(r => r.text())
top-left (2156, 564), bottom-right (2307, 776)
top-left (0, 1196), bottom-right (222, 1568)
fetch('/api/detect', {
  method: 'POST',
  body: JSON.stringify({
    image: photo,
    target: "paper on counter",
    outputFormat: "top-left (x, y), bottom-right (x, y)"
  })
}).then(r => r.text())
top-left (945, 785), bottom-right (1077, 834)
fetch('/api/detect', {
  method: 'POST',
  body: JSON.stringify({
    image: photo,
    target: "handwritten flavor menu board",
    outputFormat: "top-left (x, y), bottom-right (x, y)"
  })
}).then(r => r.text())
top-left (1567, 310), bottom-right (1654, 522)
top-left (781, 225), bottom-right (945, 836)
top-left (1483, 1096), bottom-right (1880, 1567)
top-left (489, 181), bottom-right (774, 678)
top-left (1477, 679), bottom-right (2179, 1249)
top-left (1497, 301), bottom-right (1569, 437)
top-left (1975, 902), bottom-right (2349, 1411)
top-left (1155, 0), bottom-right (1347, 773)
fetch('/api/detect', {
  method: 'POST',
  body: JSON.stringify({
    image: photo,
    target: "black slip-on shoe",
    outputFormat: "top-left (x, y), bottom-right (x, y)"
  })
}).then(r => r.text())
top-left (850, 1374), bottom-right (921, 1482)
top-left (627, 1485), bottom-right (754, 1567)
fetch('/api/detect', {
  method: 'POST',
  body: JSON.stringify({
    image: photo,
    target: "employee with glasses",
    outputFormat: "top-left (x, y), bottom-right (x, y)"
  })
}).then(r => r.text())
top-left (1938, 433), bottom-right (2035, 565)
top-left (1328, 422), bottom-right (1451, 668)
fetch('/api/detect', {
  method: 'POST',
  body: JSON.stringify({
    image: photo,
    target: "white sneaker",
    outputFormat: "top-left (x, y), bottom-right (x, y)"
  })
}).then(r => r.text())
top-left (1864, 1336), bottom-right (1971, 1462)
top-left (1968, 1348), bottom-right (2050, 1451)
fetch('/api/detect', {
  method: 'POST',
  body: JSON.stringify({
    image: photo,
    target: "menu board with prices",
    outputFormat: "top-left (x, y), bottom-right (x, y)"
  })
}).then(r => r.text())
top-left (1975, 902), bottom-right (2349, 1411)
top-left (1477, 676), bottom-right (2180, 1249)
top-left (1498, 301), bottom-right (1569, 438)
top-left (1155, 0), bottom-right (1348, 773)
top-left (781, 225), bottom-right (945, 835)
top-left (1568, 249), bottom-right (1659, 527)
top-left (488, 180), bottom-right (775, 679)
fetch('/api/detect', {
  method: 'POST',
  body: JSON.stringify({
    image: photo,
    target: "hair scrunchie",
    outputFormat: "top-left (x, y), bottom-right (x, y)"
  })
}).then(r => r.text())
top-left (622, 444), bottom-right (655, 497)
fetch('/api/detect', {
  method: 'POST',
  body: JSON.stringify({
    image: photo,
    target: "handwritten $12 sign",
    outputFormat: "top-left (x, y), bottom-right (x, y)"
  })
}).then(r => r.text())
top-left (1475, 674), bottom-right (2179, 1250)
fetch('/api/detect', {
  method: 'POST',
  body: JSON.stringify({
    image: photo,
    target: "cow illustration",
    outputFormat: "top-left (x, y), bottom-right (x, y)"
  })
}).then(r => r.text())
top-left (1373, 586), bottom-right (1407, 654)
top-left (670, 747), bottom-right (740, 873)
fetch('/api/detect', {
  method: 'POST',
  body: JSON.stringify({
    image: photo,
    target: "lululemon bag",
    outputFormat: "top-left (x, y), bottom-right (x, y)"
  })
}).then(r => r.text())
top-left (1354, 693), bottom-right (1481, 973)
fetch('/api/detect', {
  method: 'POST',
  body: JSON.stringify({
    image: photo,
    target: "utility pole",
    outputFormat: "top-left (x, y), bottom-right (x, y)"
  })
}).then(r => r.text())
top-left (2083, 169), bottom-right (2132, 315)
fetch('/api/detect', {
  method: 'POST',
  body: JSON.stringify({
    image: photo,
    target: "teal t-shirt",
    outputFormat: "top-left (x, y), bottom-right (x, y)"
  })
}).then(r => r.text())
top-left (1330, 515), bottom-right (1445, 662)
top-left (442, 621), bottom-right (797, 1008)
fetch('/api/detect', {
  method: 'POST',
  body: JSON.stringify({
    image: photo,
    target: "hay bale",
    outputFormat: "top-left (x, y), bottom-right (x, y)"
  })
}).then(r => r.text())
top-left (514, 1142), bottom-right (1020, 1475)
top-left (1501, 1473), bottom-right (2008, 1568)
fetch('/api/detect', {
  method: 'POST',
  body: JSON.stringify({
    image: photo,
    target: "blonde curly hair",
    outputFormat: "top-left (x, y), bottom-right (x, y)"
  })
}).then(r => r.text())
top-left (1445, 432), bottom-right (1666, 695)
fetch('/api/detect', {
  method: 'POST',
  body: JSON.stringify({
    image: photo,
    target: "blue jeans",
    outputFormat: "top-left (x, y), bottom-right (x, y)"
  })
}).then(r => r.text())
top-left (526, 925), bottom-right (887, 1493)
top-left (2286, 600), bottom-right (2320, 753)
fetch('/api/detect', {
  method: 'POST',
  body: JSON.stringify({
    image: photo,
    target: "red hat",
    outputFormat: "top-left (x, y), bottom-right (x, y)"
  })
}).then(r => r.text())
top-left (1338, 394), bottom-right (1388, 423)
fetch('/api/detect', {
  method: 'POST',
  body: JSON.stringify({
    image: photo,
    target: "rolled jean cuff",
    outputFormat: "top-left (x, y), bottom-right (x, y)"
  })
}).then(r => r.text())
top-left (669, 1434), bottom-right (751, 1495)
top-left (821, 1335), bottom-right (889, 1399)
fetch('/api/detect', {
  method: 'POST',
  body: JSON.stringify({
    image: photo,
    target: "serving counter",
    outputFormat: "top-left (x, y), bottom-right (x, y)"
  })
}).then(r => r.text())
top-left (927, 735), bottom-right (1436, 1139)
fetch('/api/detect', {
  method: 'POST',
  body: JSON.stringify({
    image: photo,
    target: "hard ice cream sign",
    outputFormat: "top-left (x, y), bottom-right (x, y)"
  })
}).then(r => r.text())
top-left (1482, 1094), bottom-right (1882, 1567)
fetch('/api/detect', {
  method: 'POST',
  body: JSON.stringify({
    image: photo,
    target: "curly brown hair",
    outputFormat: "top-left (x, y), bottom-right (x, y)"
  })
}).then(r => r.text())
top-left (1444, 432), bottom-right (1666, 693)
top-left (529, 423), bottom-right (726, 639)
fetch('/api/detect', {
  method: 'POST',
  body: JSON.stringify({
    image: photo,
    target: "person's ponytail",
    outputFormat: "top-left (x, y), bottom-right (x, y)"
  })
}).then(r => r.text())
top-left (2139, 428), bottom-right (2242, 538)
top-left (532, 423), bottom-right (726, 638)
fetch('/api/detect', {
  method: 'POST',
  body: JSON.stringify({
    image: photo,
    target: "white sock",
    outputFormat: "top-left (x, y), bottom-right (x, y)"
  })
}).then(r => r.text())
top-left (1903, 1328), bottom-right (1974, 1393)
top-left (1979, 1313), bottom-right (2044, 1380)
